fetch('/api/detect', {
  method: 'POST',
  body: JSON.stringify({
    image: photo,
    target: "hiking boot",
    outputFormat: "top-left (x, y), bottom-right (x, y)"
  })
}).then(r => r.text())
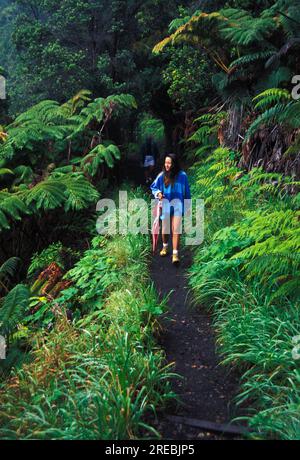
top-left (172, 253), bottom-right (180, 265)
top-left (160, 247), bottom-right (169, 257)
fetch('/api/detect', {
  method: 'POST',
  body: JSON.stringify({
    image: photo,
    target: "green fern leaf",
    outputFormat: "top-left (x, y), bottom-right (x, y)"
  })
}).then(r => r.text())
top-left (25, 180), bottom-right (66, 210)
top-left (0, 257), bottom-right (21, 280)
top-left (55, 175), bottom-right (100, 212)
top-left (0, 284), bottom-right (30, 334)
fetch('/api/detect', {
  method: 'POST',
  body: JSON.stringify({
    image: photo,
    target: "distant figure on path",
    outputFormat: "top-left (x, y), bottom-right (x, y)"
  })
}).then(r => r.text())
top-left (150, 153), bottom-right (191, 265)
top-left (140, 136), bottom-right (159, 184)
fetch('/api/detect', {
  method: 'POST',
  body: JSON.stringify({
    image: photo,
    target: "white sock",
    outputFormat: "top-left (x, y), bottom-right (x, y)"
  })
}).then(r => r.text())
top-left (173, 249), bottom-right (178, 255)
top-left (163, 243), bottom-right (168, 248)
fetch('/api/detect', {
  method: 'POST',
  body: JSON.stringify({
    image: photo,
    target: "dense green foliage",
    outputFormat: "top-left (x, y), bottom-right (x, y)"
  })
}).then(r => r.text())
top-left (1, 0), bottom-right (300, 441)
top-left (155, 0), bottom-right (300, 171)
top-left (0, 0), bottom-right (182, 116)
top-left (0, 187), bottom-right (175, 439)
top-left (188, 144), bottom-right (300, 439)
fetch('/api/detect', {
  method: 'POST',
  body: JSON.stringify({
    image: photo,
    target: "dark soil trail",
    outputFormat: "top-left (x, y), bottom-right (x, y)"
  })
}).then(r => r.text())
top-left (150, 240), bottom-right (244, 440)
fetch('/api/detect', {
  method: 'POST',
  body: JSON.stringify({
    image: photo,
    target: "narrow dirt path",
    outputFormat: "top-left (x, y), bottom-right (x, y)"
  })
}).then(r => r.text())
top-left (123, 157), bottom-right (246, 439)
top-left (150, 242), bottom-right (244, 440)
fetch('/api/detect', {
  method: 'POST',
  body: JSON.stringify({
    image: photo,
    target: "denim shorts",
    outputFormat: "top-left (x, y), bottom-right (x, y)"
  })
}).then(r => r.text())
top-left (161, 199), bottom-right (183, 219)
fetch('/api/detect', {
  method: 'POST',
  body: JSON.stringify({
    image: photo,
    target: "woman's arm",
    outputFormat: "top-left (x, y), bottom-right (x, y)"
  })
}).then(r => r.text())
top-left (150, 173), bottom-right (163, 199)
top-left (183, 173), bottom-right (191, 215)
top-left (184, 173), bottom-right (191, 200)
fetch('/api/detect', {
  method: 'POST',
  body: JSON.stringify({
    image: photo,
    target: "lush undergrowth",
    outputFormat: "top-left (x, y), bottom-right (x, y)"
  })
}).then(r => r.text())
top-left (0, 187), bottom-right (175, 440)
top-left (188, 147), bottom-right (300, 439)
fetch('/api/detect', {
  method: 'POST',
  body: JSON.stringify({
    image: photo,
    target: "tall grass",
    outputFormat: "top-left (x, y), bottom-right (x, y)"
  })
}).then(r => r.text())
top-left (0, 188), bottom-right (176, 439)
top-left (188, 147), bottom-right (300, 439)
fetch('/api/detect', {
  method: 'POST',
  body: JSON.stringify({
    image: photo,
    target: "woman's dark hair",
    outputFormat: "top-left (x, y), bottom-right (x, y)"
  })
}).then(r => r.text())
top-left (163, 153), bottom-right (181, 187)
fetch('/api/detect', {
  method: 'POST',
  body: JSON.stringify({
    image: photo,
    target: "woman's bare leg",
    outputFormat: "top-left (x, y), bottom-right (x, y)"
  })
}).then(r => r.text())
top-left (162, 217), bottom-right (170, 245)
top-left (172, 216), bottom-right (182, 251)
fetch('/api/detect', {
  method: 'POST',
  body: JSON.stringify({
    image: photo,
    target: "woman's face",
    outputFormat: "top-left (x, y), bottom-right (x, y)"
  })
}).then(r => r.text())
top-left (165, 156), bottom-right (172, 172)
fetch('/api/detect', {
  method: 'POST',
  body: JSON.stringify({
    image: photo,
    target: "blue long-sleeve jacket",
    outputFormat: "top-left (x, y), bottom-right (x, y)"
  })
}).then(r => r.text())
top-left (150, 170), bottom-right (191, 217)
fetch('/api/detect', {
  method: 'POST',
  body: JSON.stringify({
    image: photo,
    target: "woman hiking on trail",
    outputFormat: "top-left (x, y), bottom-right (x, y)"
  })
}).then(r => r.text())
top-left (150, 153), bottom-right (191, 265)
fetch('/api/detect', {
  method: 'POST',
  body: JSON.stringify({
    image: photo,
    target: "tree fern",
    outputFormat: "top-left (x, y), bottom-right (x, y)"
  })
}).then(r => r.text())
top-left (168, 14), bottom-right (196, 33)
top-left (229, 51), bottom-right (276, 70)
top-left (70, 94), bottom-right (137, 138)
top-left (0, 122), bottom-right (68, 161)
top-left (0, 191), bottom-right (29, 231)
top-left (153, 11), bottom-right (229, 72)
top-left (54, 174), bottom-right (100, 212)
top-left (0, 284), bottom-right (30, 336)
top-left (24, 180), bottom-right (66, 210)
top-left (245, 104), bottom-right (287, 140)
top-left (60, 90), bottom-right (92, 117)
top-left (1, 92), bottom-right (136, 165)
top-left (246, 88), bottom-right (300, 139)
top-left (253, 88), bottom-right (291, 111)
top-left (282, 102), bottom-right (300, 128)
top-left (81, 143), bottom-right (121, 176)
top-left (189, 112), bottom-right (227, 148)
top-left (12, 165), bottom-right (34, 185)
top-left (220, 8), bottom-right (276, 46)
top-left (24, 174), bottom-right (99, 212)
top-left (11, 100), bottom-right (71, 126)
top-left (0, 257), bottom-right (20, 282)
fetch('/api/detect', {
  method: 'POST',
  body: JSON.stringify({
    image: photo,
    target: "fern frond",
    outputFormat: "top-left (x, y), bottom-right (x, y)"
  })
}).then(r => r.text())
top-left (253, 88), bottom-right (291, 111)
top-left (10, 100), bottom-right (69, 126)
top-left (61, 89), bottom-right (92, 116)
top-left (271, 277), bottom-right (300, 300)
top-left (153, 12), bottom-right (228, 71)
top-left (55, 174), bottom-right (100, 212)
top-left (0, 191), bottom-right (29, 230)
top-left (24, 180), bottom-right (66, 210)
top-left (284, 132), bottom-right (300, 157)
top-left (168, 14), bottom-right (195, 33)
top-left (220, 8), bottom-right (276, 46)
top-left (245, 104), bottom-right (287, 139)
top-left (0, 284), bottom-right (30, 334)
top-left (188, 126), bottom-right (212, 144)
top-left (70, 94), bottom-right (137, 138)
top-left (81, 143), bottom-right (121, 175)
top-left (0, 168), bottom-right (14, 178)
top-left (105, 94), bottom-right (137, 111)
top-left (193, 145), bottom-right (214, 159)
top-left (229, 51), bottom-right (275, 69)
top-left (13, 165), bottom-right (34, 184)
top-left (0, 257), bottom-right (21, 280)
top-left (281, 101), bottom-right (300, 128)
